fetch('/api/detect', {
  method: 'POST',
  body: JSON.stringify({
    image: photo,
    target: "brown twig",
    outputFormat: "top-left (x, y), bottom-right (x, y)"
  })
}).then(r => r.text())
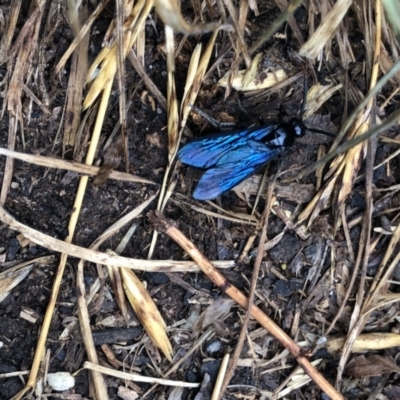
top-left (149, 211), bottom-right (345, 400)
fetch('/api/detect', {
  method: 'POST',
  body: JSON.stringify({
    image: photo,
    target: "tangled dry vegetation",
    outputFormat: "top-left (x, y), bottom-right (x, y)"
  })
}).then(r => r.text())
top-left (1, 0), bottom-right (400, 399)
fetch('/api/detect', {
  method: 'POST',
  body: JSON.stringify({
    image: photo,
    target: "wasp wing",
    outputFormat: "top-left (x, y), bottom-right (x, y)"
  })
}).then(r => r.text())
top-left (178, 124), bottom-right (279, 169)
top-left (193, 140), bottom-right (283, 200)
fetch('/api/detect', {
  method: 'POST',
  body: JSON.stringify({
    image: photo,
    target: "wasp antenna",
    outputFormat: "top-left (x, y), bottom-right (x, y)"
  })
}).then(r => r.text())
top-left (306, 126), bottom-right (336, 138)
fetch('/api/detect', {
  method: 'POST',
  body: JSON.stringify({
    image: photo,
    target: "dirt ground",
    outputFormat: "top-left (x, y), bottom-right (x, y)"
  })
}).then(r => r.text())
top-left (1, 1), bottom-right (400, 399)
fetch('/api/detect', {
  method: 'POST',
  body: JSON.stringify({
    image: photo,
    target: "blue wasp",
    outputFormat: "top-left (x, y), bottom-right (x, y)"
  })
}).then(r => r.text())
top-left (178, 119), bottom-right (304, 200)
top-left (178, 84), bottom-right (329, 200)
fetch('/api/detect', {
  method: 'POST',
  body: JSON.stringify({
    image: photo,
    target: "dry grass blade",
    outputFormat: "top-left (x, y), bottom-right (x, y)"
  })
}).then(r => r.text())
top-left (382, 0), bottom-right (400, 36)
top-left (83, 0), bottom-right (153, 110)
top-left (149, 212), bottom-right (344, 400)
top-left (11, 81), bottom-right (115, 400)
top-left (71, 194), bottom-right (168, 399)
top-left (145, 24), bottom-right (178, 258)
top-left (84, 361), bottom-right (199, 387)
top-left (335, 135), bottom-right (366, 220)
top-left (63, 1), bottom-right (89, 150)
top-left (154, 0), bottom-right (232, 34)
top-left (77, 259), bottom-right (108, 400)
top-left (128, 49), bottom-right (167, 110)
top-left (55, 0), bottom-right (110, 74)
top-left (106, 222), bottom-right (172, 360)
top-left (0, 203), bottom-right (234, 272)
top-left (331, 5), bottom-right (386, 389)
top-left (108, 260), bottom-right (130, 322)
top-left (362, 223), bottom-right (400, 312)
top-left (91, 194), bottom-right (158, 251)
top-left (299, 0), bottom-right (352, 59)
top-left (192, 207), bottom-right (257, 225)
top-left (63, 40), bottom-right (89, 149)
top-left (303, 83), bottom-right (343, 119)
top-left (180, 31), bottom-right (219, 135)
top-left (333, 0), bottom-right (382, 223)
top-left (0, 0), bottom-right (21, 61)
top-left (141, 329), bottom-right (215, 398)
top-left (222, 0), bottom-right (251, 68)
top-left (1, 2), bottom-right (43, 206)
top-left (115, 0), bottom-right (129, 172)
top-left (193, 298), bottom-right (235, 334)
top-left (172, 194), bottom-right (259, 224)
top-left (211, 353), bottom-right (230, 400)
top-left (180, 43), bottom-right (202, 123)
top-left (298, 103), bottom-right (379, 226)
top-left (297, 174), bottom-right (340, 225)
top-left (274, 0), bottom-right (304, 46)
top-left (0, 147), bottom-right (155, 184)
top-left (108, 223), bottom-right (140, 326)
top-left (120, 264), bottom-right (173, 362)
top-left (147, 30), bottom-right (219, 258)
top-left (0, 256), bottom-right (54, 303)
top-left (166, 25), bottom-right (179, 160)
top-left (246, 0), bottom-right (303, 59)
top-left (275, 360), bottom-right (323, 399)
top-left (241, 52), bottom-right (263, 89)
top-left (218, 180), bottom-right (277, 398)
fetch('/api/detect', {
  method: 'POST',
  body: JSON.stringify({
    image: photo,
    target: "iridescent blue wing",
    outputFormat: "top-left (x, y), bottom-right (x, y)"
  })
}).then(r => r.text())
top-left (193, 141), bottom-right (283, 200)
top-left (178, 124), bottom-right (279, 169)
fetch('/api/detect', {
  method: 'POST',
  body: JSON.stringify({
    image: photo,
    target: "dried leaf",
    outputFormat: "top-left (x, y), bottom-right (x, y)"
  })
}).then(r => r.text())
top-left (193, 297), bottom-right (234, 334)
top-left (346, 355), bottom-right (400, 378)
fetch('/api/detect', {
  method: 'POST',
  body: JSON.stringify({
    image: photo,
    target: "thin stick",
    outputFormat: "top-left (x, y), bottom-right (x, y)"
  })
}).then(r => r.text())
top-left (218, 179), bottom-right (276, 398)
top-left (149, 212), bottom-right (344, 400)
top-left (12, 81), bottom-right (113, 400)
top-left (84, 361), bottom-right (200, 387)
top-left (0, 203), bottom-right (235, 273)
top-left (0, 147), bottom-right (155, 184)
top-left (77, 260), bottom-right (109, 399)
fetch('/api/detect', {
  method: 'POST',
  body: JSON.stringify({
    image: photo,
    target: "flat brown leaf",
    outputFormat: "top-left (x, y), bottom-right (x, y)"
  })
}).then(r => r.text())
top-left (193, 297), bottom-right (234, 335)
top-left (346, 355), bottom-right (400, 378)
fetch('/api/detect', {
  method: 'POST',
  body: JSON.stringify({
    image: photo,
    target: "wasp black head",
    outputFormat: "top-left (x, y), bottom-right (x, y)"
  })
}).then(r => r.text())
top-left (290, 118), bottom-right (307, 137)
